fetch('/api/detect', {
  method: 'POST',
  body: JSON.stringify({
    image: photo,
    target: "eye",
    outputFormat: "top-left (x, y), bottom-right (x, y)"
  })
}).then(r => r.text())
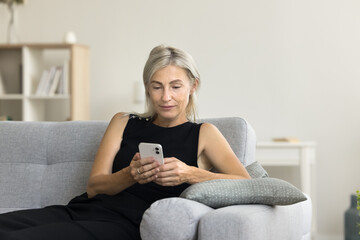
top-left (172, 85), bottom-right (182, 89)
top-left (151, 84), bottom-right (162, 90)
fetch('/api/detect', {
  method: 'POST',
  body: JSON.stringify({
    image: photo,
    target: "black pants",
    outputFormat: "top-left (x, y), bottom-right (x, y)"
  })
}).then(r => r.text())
top-left (0, 205), bottom-right (140, 240)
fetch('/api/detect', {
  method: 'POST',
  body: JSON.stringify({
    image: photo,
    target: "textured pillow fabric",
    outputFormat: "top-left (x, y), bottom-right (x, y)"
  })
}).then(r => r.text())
top-left (179, 178), bottom-right (307, 208)
top-left (245, 161), bottom-right (269, 178)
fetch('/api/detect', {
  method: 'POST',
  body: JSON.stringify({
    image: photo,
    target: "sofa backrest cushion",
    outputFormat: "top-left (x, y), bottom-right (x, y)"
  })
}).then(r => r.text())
top-left (201, 117), bottom-right (256, 166)
top-left (0, 117), bottom-right (256, 212)
top-left (0, 121), bottom-right (107, 213)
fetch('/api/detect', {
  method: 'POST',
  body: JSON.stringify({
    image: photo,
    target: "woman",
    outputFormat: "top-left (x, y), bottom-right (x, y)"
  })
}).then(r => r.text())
top-left (0, 45), bottom-right (250, 240)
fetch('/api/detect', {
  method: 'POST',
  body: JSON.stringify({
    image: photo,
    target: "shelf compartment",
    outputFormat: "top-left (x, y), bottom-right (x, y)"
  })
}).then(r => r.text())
top-left (23, 98), bottom-right (70, 121)
top-left (0, 99), bottom-right (22, 121)
top-left (23, 47), bottom-right (70, 96)
top-left (0, 48), bottom-right (22, 94)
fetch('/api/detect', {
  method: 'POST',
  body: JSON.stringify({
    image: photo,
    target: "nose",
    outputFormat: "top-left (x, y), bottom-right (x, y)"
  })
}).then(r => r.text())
top-left (161, 88), bottom-right (171, 102)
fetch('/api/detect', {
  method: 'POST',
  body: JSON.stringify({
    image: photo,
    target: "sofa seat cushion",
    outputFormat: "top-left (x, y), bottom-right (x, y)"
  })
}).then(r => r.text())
top-left (0, 163), bottom-right (46, 212)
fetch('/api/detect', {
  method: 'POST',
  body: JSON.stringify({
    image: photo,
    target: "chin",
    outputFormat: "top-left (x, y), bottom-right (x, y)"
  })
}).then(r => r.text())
top-left (157, 112), bottom-right (177, 120)
top-left (156, 110), bottom-right (181, 121)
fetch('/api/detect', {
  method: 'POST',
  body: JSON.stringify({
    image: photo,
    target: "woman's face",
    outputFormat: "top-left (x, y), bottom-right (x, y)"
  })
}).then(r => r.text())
top-left (148, 65), bottom-right (197, 126)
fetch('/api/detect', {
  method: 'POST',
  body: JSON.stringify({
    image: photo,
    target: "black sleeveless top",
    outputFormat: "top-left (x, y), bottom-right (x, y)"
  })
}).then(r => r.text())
top-left (113, 114), bottom-right (202, 201)
top-left (68, 115), bottom-right (202, 226)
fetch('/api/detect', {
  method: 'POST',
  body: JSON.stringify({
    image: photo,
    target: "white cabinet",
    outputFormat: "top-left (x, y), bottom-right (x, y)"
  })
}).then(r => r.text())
top-left (256, 141), bottom-right (317, 236)
top-left (0, 44), bottom-right (89, 121)
top-left (256, 141), bottom-right (316, 195)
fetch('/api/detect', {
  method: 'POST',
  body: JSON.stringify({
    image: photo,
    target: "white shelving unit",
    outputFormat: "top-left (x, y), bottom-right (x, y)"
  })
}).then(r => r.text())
top-left (0, 43), bottom-right (89, 121)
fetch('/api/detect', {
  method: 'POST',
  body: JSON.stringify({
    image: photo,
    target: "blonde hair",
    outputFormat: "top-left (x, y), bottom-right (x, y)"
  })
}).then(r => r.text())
top-left (141, 45), bottom-right (201, 121)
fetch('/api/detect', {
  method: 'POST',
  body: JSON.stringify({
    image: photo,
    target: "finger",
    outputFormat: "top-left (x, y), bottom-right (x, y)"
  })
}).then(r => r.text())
top-left (130, 153), bottom-right (141, 175)
top-left (154, 176), bottom-right (179, 186)
top-left (156, 169), bottom-right (177, 178)
top-left (159, 161), bottom-right (179, 173)
top-left (130, 153), bottom-right (141, 169)
top-left (146, 160), bottom-right (161, 169)
top-left (137, 170), bottom-right (159, 184)
top-left (138, 175), bottom-right (158, 184)
top-left (138, 156), bottom-right (158, 167)
top-left (163, 157), bottom-right (177, 164)
top-left (134, 156), bottom-right (153, 175)
top-left (132, 152), bottom-right (141, 161)
top-left (135, 160), bottom-right (160, 178)
top-left (139, 167), bottom-right (160, 179)
top-left (138, 160), bottom-right (160, 174)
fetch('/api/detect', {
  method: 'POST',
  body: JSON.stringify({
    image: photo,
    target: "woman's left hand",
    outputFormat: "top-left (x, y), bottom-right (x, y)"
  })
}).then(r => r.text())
top-left (153, 157), bottom-right (192, 186)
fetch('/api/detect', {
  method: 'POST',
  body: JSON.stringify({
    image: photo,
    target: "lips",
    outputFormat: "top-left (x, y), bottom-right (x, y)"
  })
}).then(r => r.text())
top-left (160, 105), bottom-right (175, 111)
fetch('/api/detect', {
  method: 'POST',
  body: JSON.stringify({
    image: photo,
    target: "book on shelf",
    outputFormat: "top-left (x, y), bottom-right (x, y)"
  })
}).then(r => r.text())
top-left (56, 61), bottom-right (69, 95)
top-left (0, 71), bottom-right (6, 95)
top-left (44, 66), bottom-right (57, 96)
top-left (35, 70), bottom-right (49, 95)
top-left (34, 61), bottom-right (69, 96)
top-left (35, 66), bottom-right (55, 96)
top-left (48, 67), bottom-right (62, 96)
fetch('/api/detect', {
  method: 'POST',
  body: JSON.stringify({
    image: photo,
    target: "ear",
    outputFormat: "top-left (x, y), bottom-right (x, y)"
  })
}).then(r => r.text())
top-left (190, 78), bottom-right (199, 94)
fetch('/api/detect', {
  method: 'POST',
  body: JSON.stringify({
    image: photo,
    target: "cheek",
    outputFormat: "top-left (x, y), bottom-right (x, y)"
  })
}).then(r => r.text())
top-left (177, 91), bottom-right (191, 104)
top-left (146, 92), bottom-right (158, 107)
top-left (148, 90), bottom-right (159, 100)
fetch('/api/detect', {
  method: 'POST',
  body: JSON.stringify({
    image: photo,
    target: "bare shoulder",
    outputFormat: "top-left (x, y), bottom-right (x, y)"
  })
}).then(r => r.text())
top-left (198, 122), bottom-right (225, 153)
top-left (199, 121), bottom-right (235, 153)
top-left (105, 112), bottom-right (130, 136)
top-left (199, 122), bottom-right (222, 139)
top-left (111, 112), bottom-right (130, 124)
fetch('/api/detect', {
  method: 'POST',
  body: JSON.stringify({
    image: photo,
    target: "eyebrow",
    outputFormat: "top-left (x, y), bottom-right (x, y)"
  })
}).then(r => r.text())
top-left (150, 79), bottom-right (184, 85)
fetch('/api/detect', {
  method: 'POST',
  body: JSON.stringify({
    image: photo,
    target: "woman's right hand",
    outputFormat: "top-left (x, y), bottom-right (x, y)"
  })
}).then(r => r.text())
top-left (130, 153), bottom-right (161, 184)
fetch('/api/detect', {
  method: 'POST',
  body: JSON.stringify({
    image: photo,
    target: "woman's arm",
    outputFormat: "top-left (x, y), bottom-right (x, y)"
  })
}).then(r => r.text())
top-left (86, 113), bottom-right (160, 198)
top-left (154, 123), bottom-right (251, 186)
top-left (86, 112), bottom-right (132, 198)
top-left (194, 122), bottom-right (251, 182)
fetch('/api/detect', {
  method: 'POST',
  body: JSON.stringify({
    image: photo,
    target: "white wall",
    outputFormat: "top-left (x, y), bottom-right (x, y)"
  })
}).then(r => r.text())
top-left (1, 0), bottom-right (359, 237)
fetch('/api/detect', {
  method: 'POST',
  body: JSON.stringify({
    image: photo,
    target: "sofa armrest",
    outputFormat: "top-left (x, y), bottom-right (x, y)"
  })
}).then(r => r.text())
top-left (198, 197), bottom-right (312, 240)
top-left (140, 197), bottom-right (213, 240)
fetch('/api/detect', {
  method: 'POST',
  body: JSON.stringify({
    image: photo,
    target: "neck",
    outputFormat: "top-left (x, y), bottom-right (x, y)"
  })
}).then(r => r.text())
top-left (152, 116), bottom-right (188, 128)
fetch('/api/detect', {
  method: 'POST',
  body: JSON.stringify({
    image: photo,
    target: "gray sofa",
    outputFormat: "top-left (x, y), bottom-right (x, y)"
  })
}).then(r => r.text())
top-left (0, 117), bottom-right (312, 240)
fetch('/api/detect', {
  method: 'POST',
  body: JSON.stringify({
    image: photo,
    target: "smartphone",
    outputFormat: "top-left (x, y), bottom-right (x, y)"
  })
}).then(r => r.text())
top-left (138, 142), bottom-right (164, 165)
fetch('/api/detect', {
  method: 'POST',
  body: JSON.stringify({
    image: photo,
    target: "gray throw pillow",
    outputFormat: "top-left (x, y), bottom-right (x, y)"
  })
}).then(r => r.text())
top-left (179, 178), bottom-right (307, 208)
top-left (245, 161), bottom-right (269, 178)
